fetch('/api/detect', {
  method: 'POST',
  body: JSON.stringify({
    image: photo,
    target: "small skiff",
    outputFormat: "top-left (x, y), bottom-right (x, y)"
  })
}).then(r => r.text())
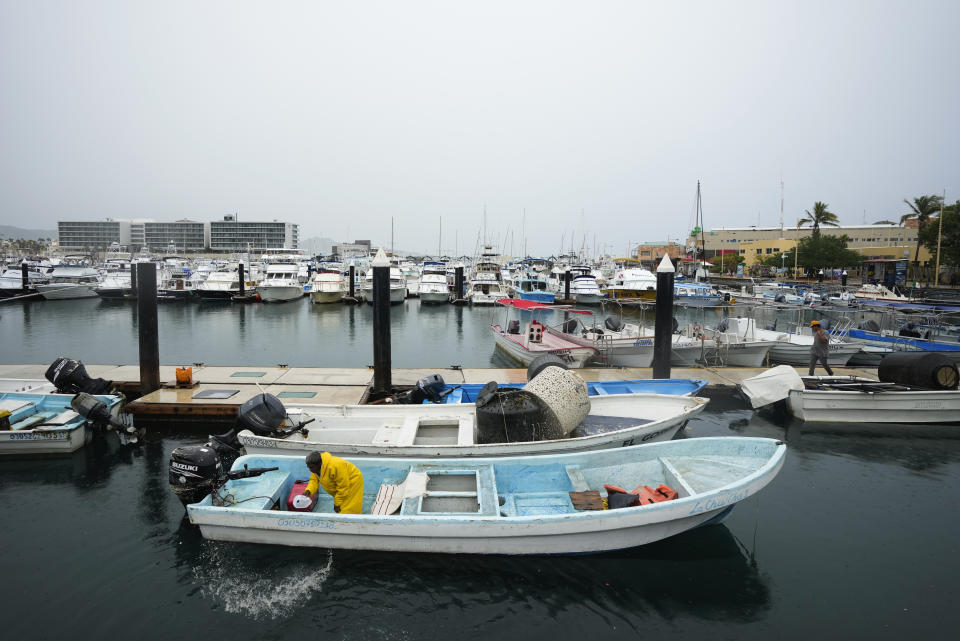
top-left (441, 378), bottom-right (709, 403)
top-left (238, 393), bottom-right (708, 458)
top-left (0, 392), bottom-right (123, 455)
top-left (788, 376), bottom-right (960, 424)
top-left (187, 436), bottom-right (786, 554)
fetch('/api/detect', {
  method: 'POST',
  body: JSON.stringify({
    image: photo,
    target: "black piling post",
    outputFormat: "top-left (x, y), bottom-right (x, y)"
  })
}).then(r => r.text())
top-left (130, 263), bottom-right (137, 291)
top-left (371, 250), bottom-right (392, 396)
top-left (238, 263), bottom-right (246, 296)
top-left (136, 262), bottom-right (161, 395)
top-left (564, 270), bottom-right (571, 301)
top-left (653, 255), bottom-right (675, 379)
top-left (20, 263), bottom-right (28, 292)
top-left (349, 265), bottom-right (356, 299)
top-left (454, 266), bottom-right (464, 303)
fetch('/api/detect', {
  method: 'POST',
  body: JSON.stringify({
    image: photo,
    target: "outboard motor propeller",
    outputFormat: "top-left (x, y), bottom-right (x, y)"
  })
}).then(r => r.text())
top-left (168, 392), bottom-right (313, 506)
top-left (70, 392), bottom-right (143, 446)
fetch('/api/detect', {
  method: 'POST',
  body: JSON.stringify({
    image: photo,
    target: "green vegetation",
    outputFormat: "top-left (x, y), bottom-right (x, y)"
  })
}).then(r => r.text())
top-left (783, 234), bottom-right (861, 275)
top-left (798, 202), bottom-right (839, 237)
top-left (918, 199), bottom-right (959, 270)
top-left (901, 194), bottom-right (945, 276)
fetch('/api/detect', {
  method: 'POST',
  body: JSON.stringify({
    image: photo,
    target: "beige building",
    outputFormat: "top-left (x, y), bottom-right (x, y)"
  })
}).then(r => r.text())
top-left (688, 223), bottom-right (931, 266)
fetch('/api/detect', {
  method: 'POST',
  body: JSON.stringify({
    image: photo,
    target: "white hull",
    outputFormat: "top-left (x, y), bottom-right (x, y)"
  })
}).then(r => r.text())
top-left (574, 293), bottom-right (603, 305)
top-left (788, 389), bottom-right (960, 423)
top-left (419, 291), bottom-right (450, 304)
top-left (768, 342), bottom-right (860, 366)
top-left (309, 289), bottom-right (344, 304)
top-left (258, 286), bottom-right (303, 302)
top-left (362, 286), bottom-right (407, 304)
top-left (0, 424), bottom-right (89, 455)
top-left (239, 393), bottom-right (707, 457)
top-left (703, 341), bottom-right (774, 367)
top-left (188, 437), bottom-right (787, 554)
top-left (36, 284), bottom-right (99, 300)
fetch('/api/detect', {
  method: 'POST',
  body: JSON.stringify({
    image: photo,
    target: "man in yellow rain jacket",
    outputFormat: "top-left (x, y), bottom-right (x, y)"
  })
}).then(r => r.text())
top-left (302, 451), bottom-right (364, 514)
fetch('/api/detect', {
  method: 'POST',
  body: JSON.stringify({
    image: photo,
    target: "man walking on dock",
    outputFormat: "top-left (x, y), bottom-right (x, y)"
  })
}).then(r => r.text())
top-left (808, 320), bottom-right (834, 376)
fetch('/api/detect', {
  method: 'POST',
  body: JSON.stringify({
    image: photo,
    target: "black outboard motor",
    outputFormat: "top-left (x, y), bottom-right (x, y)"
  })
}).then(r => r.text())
top-left (604, 316), bottom-right (624, 332)
top-left (45, 358), bottom-right (112, 395)
top-left (395, 374), bottom-right (451, 404)
top-left (169, 393), bottom-right (312, 506)
top-left (70, 392), bottom-right (143, 446)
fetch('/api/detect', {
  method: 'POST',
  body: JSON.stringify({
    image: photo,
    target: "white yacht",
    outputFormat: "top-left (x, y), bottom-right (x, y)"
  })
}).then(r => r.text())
top-left (257, 263), bottom-right (304, 303)
top-left (35, 267), bottom-right (102, 299)
top-left (467, 246), bottom-right (507, 305)
top-left (566, 265), bottom-right (603, 304)
top-left (309, 266), bottom-right (346, 304)
top-left (361, 266), bottom-right (407, 304)
top-left (401, 262), bottom-right (421, 298)
top-left (604, 259), bottom-right (657, 301)
top-left (418, 262), bottom-right (450, 304)
top-left (195, 268), bottom-right (243, 300)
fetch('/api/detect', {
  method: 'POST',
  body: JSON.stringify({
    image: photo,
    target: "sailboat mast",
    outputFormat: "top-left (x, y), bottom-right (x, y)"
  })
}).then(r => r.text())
top-left (697, 181), bottom-right (706, 280)
top-left (438, 216), bottom-right (442, 257)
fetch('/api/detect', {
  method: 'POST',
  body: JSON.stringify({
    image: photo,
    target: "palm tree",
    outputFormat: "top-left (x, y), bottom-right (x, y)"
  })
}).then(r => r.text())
top-left (901, 195), bottom-right (944, 274)
top-left (798, 202), bottom-right (839, 237)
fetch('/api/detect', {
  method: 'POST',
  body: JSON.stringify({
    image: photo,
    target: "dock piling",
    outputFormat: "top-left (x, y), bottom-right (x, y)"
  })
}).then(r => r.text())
top-left (136, 262), bottom-right (161, 395)
top-left (20, 263), bottom-right (28, 292)
top-left (564, 270), bottom-right (571, 301)
top-left (454, 266), bottom-right (465, 304)
top-left (653, 255), bottom-right (675, 379)
top-left (238, 263), bottom-right (246, 296)
top-left (371, 250), bottom-right (392, 396)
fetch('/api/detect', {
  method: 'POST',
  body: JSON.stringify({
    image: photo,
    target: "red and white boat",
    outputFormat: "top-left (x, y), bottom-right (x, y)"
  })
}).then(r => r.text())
top-left (490, 299), bottom-right (596, 367)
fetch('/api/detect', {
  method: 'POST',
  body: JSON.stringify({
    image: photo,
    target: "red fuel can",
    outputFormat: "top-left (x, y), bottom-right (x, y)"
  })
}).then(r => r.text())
top-left (286, 480), bottom-right (317, 512)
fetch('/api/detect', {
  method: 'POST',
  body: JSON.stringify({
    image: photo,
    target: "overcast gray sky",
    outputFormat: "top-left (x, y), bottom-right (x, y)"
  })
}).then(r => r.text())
top-left (1, 0), bottom-right (957, 256)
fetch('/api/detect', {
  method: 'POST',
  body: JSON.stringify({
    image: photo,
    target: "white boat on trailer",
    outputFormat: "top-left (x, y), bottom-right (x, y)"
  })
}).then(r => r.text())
top-left (186, 436), bottom-right (786, 555)
top-left (238, 392), bottom-right (708, 457)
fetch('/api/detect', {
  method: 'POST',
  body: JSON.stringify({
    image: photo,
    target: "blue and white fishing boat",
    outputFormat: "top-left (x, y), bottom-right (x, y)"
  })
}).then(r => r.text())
top-left (0, 392), bottom-right (125, 455)
top-left (238, 391), bottom-right (708, 458)
top-left (187, 437), bottom-right (786, 554)
top-left (441, 378), bottom-right (709, 403)
top-left (510, 274), bottom-right (555, 304)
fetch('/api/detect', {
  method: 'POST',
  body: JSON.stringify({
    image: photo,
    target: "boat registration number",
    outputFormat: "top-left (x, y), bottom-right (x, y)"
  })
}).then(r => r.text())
top-left (3, 431), bottom-right (69, 441)
top-left (688, 489), bottom-right (749, 516)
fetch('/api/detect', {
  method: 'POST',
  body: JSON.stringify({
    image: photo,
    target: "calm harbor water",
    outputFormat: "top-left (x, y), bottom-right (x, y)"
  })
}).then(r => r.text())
top-left (1, 297), bottom-right (958, 638)
top-left (0, 296), bottom-right (821, 369)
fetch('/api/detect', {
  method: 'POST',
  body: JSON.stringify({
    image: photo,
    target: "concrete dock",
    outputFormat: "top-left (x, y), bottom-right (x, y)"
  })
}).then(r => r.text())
top-left (1, 362), bottom-right (879, 430)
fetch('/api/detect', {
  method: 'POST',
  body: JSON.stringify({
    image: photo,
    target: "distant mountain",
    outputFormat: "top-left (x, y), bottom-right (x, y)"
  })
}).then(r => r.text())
top-left (0, 225), bottom-right (56, 241)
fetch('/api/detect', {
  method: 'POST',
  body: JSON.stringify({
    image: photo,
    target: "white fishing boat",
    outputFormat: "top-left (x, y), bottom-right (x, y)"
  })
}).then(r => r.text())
top-left (238, 392), bottom-right (707, 457)
top-left (418, 262), bottom-right (451, 304)
top-left (186, 436), bottom-right (787, 555)
top-left (787, 382), bottom-right (960, 423)
top-left (308, 267), bottom-right (346, 304)
top-left (491, 299), bottom-right (597, 367)
top-left (35, 267), bottom-right (102, 300)
top-left (737, 318), bottom-right (862, 366)
top-left (701, 318), bottom-right (778, 367)
top-left (545, 314), bottom-right (711, 368)
top-left (739, 361), bottom-right (960, 424)
top-left (258, 263), bottom-right (304, 302)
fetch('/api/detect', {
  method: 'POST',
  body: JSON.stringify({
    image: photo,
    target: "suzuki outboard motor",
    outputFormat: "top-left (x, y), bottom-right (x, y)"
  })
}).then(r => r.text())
top-left (169, 393), bottom-right (310, 506)
top-left (393, 374), bottom-right (451, 404)
top-left (45, 358), bottom-right (112, 395)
